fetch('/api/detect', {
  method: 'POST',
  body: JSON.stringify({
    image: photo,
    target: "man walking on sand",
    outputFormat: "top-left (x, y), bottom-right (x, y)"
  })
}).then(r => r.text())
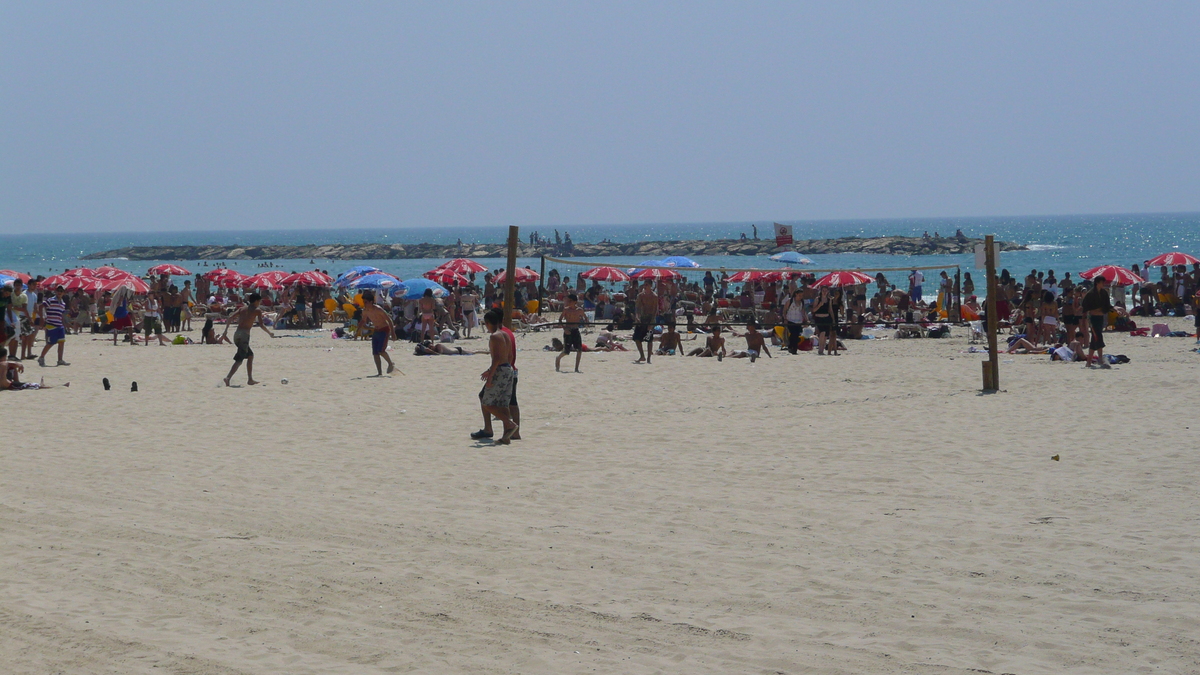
top-left (37, 285), bottom-right (70, 367)
top-left (476, 308), bottom-right (518, 444)
top-left (359, 290), bottom-right (396, 376)
top-left (633, 281), bottom-right (657, 364)
top-left (556, 293), bottom-right (587, 373)
top-left (222, 292), bottom-right (274, 386)
top-left (1082, 276), bottom-right (1113, 368)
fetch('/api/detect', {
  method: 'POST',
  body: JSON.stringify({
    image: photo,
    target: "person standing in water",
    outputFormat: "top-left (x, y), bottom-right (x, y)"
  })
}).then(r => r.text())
top-left (221, 292), bottom-right (274, 386)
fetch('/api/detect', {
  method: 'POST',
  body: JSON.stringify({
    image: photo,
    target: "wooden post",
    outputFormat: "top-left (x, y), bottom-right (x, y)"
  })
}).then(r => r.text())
top-left (502, 226), bottom-right (519, 328)
top-left (984, 235), bottom-right (1000, 391)
top-left (537, 255), bottom-right (545, 315)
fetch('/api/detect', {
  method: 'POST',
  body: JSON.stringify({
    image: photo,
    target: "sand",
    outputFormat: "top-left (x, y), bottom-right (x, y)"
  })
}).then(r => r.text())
top-left (3, 319), bottom-right (1199, 674)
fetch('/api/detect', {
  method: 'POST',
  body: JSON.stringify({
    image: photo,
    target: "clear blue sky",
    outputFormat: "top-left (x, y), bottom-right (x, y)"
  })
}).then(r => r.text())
top-left (2, 2), bottom-right (1197, 233)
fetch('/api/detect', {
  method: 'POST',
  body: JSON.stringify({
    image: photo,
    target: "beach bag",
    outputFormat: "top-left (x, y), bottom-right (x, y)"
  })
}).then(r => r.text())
top-left (798, 336), bottom-right (814, 351)
top-left (1151, 323), bottom-right (1170, 337)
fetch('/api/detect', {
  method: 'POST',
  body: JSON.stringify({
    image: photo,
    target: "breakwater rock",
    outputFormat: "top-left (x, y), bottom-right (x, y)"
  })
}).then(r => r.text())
top-left (82, 235), bottom-right (1025, 261)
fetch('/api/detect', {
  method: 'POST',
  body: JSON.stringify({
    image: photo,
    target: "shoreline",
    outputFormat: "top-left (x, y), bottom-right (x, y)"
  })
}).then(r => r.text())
top-left (80, 235), bottom-right (1026, 261)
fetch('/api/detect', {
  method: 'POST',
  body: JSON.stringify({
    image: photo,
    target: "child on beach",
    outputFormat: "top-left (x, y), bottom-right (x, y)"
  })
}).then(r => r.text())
top-left (359, 290), bottom-right (397, 376)
top-left (555, 293), bottom-right (587, 372)
top-left (221, 293), bottom-right (275, 386)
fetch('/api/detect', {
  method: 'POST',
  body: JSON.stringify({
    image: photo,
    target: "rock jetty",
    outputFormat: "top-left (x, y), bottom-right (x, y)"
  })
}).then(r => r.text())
top-left (82, 235), bottom-right (1024, 261)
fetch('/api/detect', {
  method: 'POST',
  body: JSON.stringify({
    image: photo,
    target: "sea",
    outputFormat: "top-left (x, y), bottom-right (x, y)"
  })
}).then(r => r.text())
top-left (1, 213), bottom-right (1197, 285)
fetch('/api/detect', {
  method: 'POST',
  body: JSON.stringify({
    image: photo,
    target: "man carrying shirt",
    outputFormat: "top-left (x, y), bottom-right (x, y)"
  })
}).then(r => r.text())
top-left (37, 285), bottom-right (70, 367)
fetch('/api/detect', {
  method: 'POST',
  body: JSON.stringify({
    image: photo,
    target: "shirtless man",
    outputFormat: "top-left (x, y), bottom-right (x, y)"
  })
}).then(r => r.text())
top-left (476, 308), bottom-right (518, 444)
top-left (360, 290), bottom-right (396, 376)
top-left (687, 325), bottom-right (726, 359)
top-left (556, 293), bottom-right (587, 372)
top-left (730, 319), bottom-right (772, 362)
top-left (221, 292), bottom-right (275, 386)
top-left (460, 286), bottom-right (479, 338)
top-left (633, 281), bottom-right (657, 363)
top-left (655, 320), bottom-right (683, 356)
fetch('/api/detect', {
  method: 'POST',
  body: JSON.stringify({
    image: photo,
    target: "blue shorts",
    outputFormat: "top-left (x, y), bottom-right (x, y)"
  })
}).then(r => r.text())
top-left (372, 329), bottom-right (389, 355)
top-left (45, 326), bottom-right (66, 345)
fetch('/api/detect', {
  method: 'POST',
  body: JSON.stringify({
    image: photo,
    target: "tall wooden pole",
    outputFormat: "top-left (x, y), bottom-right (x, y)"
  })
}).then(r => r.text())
top-left (502, 225), bottom-right (519, 328)
top-left (983, 235), bottom-right (1000, 391)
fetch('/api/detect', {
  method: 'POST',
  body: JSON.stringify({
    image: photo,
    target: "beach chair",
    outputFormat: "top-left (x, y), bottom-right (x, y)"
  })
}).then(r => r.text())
top-left (968, 321), bottom-right (984, 343)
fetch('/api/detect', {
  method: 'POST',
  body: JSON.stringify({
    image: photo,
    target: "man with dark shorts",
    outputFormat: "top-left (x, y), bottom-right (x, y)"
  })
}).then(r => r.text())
top-left (474, 308), bottom-right (518, 444)
top-left (556, 293), bottom-right (587, 373)
top-left (221, 292), bottom-right (274, 386)
top-left (359, 290), bottom-right (396, 376)
top-left (633, 281), bottom-right (657, 364)
top-left (1082, 276), bottom-right (1113, 368)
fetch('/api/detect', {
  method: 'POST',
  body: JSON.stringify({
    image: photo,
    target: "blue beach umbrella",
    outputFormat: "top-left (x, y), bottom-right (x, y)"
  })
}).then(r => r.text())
top-left (769, 251), bottom-right (814, 265)
top-left (0, 274), bottom-right (14, 286)
top-left (397, 278), bottom-right (449, 300)
top-left (345, 273), bottom-right (402, 291)
top-left (627, 259), bottom-right (668, 274)
top-left (335, 265), bottom-right (383, 287)
top-left (660, 255), bottom-right (700, 268)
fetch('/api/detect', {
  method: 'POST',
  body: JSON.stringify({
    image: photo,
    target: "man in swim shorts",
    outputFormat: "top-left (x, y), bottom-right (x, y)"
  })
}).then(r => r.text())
top-left (359, 290), bottom-right (396, 376)
top-left (1081, 276), bottom-right (1113, 368)
top-left (37, 285), bottom-right (70, 367)
top-left (476, 308), bottom-right (518, 444)
top-left (556, 293), bottom-right (586, 373)
top-left (633, 281), bottom-right (657, 364)
top-left (221, 292), bottom-right (274, 386)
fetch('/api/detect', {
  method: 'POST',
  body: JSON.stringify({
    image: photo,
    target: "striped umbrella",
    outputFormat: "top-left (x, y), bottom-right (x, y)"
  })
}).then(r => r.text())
top-left (630, 267), bottom-right (683, 281)
top-left (147, 264), bottom-right (192, 276)
top-left (1079, 265), bottom-right (1143, 286)
top-left (436, 258), bottom-right (489, 274)
top-left (580, 266), bottom-right (631, 282)
top-left (812, 271), bottom-right (874, 287)
top-left (493, 268), bottom-right (541, 284)
top-left (424, 268), bottom-right (471, 287)
top-left (1145, 252), bottom-right (1199, 267)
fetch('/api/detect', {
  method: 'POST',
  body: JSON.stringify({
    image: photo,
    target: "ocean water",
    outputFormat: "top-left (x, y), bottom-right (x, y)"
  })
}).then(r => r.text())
top-left (1, 213), bottom-right (1197, 285)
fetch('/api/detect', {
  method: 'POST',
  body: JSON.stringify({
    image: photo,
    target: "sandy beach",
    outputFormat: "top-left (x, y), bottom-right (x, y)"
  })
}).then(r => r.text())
top-left (3, 321), bottom-right (1199, 674)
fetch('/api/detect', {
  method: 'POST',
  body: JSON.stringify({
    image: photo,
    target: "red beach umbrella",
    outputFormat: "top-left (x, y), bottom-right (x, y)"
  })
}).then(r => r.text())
top-left (93, 266), bottom-right (135, 280)
top-left (1079, 265), bottom-right (1143, 286)
top-left (630, 267), bottom-right (683, 281)
top-left (147, 264), bottom-right (192, 276)
top-left (436, 258), bottom-right (489, 275)
top-left (812, 271), bottom-right (874, 287)
top-left (579, 266), bottom-right (631, 282)
top-left (424, 268), bottom-right (471, 287)
top-left (242, 273), bottom-right (285, 291)
top-left (63, 267), bottom-right (96, 277)
top-left (44, 274), bottom-right (105, 292)
top-left (40, 275), bottom-right (71, 289)
top-left (204, 269), bottom-right (248, 288)
top-left (726, 270), bottom-right (770, 283)
top-left (0, 270), bottom-right (31, 283)
top-left (101, 276), bottom-right (151, 293)
top-left (493, 268), bottom-right (541, 284)
top-left (1145, 252), bottom-right (1199, 267)
top-left (282, 271), bottom-right (332, 287)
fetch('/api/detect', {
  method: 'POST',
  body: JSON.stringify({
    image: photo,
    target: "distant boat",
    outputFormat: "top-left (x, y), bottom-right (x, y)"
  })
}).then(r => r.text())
top-left (769, 251), bottom-right (813, 265)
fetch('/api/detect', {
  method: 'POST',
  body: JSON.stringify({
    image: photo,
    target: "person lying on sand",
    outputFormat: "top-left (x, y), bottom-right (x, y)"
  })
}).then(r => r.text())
top-left (687, 325), bottom-right (726, 360)
top-left (594, 325), bottom-right (628, 351)
top-left (414, 340), bottom-right (483, 356)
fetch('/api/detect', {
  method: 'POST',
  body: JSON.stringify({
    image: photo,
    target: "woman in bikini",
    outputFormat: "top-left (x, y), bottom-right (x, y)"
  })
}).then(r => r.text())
top-left (419, 288), bottom-right (438, 341)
